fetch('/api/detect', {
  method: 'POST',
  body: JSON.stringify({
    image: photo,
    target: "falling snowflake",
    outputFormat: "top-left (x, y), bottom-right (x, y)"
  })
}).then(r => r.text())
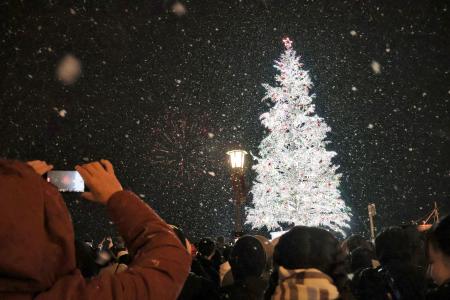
top-left (58, 109), bottom-right (67, 118)
top-left (350, 30), bottom-right (357, 36)
top-left (367, 124), bottom-right (374, 129)
top-left (56, 54), bottom-right (81, 85)
top-left (351, 86), bottom-right (358, 92)
top-left (371, 61), bottom-right (381, 74)
top-left (171, 1), bottom-right (187, 16)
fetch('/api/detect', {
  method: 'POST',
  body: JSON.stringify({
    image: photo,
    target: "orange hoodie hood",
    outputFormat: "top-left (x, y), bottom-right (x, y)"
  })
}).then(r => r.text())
top-left (0, 160), bottom-right (76, 294)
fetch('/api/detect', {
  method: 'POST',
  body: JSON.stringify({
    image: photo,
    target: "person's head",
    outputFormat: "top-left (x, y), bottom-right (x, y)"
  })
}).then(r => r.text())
top-left (96, 250), bottom-right (112, 267)
top-left (110, 236), bottom-right (126, 256)
top-left (375, 226), bottom-right (416, 265)
top-left (229, 235), bottom-right (273, 281)
top-left (426, 216), bottom-right (450, 285)
top-left (216, 236), bottom-right (225, 248)
top-left (341, 234), bottom-right (373, 254)
top-left (198, 238), bottom-right (216, 259)
top-left (75, 239), bottom-right (99, 278)
top-left (273, 226), bottom-right (351, 298)
top-left (274, 226), bottom-right (343, 275)
top-left (401, 224), bottom-right (426, 267)
top-left (0, 160), bottom-right (76, 293)
top-left (114, 236), bottom-right (126, 249)
top-left (349, 247), bottom-right (376, 273)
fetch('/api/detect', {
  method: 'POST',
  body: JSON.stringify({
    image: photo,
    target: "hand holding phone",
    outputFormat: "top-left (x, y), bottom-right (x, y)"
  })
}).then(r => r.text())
top-left (27, 160), bottom-right (54, 175)
top-left (75, 159), bottom-right (123, 205)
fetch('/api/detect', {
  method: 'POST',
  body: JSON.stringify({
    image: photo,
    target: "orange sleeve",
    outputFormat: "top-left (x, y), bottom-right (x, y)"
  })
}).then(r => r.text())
top-left (36, 191), bottom-right (191, 300)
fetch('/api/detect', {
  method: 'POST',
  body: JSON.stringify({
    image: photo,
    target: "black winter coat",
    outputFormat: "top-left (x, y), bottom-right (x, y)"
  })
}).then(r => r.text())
top-left (426, 281), bottom-right (450, 300)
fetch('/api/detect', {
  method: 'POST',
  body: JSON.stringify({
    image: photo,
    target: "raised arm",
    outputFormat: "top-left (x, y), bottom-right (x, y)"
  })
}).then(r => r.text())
top-left (36, 160), bottom-right (191, 300)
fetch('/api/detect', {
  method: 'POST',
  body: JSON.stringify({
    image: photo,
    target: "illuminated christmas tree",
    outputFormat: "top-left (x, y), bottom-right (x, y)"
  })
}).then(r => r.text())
top-left (247, 38), bottom-right (351, 235)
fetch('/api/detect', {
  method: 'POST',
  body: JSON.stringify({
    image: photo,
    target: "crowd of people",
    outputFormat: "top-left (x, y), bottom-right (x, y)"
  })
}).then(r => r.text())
top-left (0, 158), bottom-right (449, 300)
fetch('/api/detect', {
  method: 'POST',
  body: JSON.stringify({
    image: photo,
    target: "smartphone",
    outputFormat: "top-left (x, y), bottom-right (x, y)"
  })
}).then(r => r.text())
top-left (47, 170), bottom-right (85, 192)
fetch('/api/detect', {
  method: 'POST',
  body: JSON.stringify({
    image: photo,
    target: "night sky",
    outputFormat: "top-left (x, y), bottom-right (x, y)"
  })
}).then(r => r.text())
top-left (1, 0), bottom-right (449, 242)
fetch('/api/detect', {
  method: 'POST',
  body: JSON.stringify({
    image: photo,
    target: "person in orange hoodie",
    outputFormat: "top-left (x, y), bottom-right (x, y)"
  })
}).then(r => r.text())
top-left (0, 159), bottom-right (191, 300)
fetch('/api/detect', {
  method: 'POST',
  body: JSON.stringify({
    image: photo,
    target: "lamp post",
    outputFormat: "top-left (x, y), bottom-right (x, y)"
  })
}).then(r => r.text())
top-left (367, 203), bottom-right (376, 244)
top-left (226, 150), bottom-right (248, 239)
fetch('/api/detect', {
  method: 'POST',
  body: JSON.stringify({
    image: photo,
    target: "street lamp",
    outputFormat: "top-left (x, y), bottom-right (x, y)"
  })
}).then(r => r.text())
top-left (227, 150), bottom-right (247, 169)
top-left (226, 150), bottom-right (248, 238)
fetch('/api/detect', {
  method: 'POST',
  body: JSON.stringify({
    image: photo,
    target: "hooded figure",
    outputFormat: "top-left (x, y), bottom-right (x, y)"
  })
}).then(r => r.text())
top-left (0, 160), bottom-right (191, 300)
top-left (220, 235), bottom-right (273, 300)
top-left (0, 160), bottom-right (77, 294)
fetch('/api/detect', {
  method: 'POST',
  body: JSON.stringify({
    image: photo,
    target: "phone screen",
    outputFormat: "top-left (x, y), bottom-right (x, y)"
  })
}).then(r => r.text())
top-left (47, 171), bottom-right (85, 192)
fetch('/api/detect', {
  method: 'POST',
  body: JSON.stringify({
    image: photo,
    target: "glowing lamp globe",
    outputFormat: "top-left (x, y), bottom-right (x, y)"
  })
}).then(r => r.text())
top-left (226, 150), bottom-right (248, 169)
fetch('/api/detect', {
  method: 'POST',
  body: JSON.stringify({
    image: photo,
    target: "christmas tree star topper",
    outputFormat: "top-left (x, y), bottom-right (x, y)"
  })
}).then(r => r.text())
top-left (282, 37), bottom-right (293, 49)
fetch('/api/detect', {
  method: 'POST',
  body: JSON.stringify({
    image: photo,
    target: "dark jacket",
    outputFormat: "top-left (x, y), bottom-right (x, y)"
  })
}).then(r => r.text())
top-left (0, 160), bottom-right (191, 300)
top-left (74, 240), bottom-right (100, 278)
top-left (194, 256), bottom-right (221, 287)
top-left (426, 281), bottom-right (450, 300)
top-left (220, 276), bottom-right (268, 300)
top-left (352, 262), bottom-right (426, 300)
top-left (178, 272), bottom-right (220, 300)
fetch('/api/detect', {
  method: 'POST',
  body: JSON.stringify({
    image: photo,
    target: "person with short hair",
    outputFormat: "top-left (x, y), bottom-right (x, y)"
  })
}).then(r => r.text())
top-left (353, 226), bottom-right (426, 300)
top-left (193, 237), bottom-right (221, 287)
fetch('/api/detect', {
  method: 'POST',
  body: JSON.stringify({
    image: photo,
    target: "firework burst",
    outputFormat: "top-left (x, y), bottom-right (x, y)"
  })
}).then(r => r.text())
top-left (147, 108), bottom-right (215, 188)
